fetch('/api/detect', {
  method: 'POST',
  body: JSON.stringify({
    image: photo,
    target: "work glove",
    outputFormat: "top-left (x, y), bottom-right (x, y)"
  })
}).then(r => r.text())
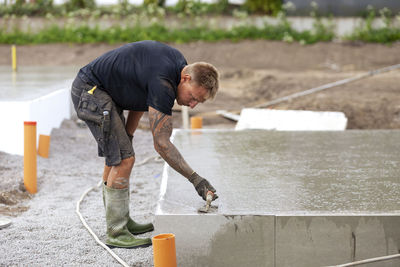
top-left (188, 172), bottom-right (218, 201)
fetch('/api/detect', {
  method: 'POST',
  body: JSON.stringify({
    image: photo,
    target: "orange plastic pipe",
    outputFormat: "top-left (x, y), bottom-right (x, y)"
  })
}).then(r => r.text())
top-left (152, 233), bottom-right (177, 267)
top-left (24, 121), bottom-right (37, 194)
top-left (190, 116), bottom-right (203, 129)
top-left (38, 134), bottom-right (50, 158)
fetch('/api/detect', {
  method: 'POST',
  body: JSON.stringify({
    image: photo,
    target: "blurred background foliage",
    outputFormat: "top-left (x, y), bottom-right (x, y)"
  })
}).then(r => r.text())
top-left (0, 0), bottom-right (290, 16)
top-left (0, 0), bottom-right (283, 16)
top-left (0, 0), bottom-right (399, 44)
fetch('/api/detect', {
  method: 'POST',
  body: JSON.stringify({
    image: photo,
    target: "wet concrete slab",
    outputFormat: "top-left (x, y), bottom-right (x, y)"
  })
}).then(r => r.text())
top-left (158, 130), bottom-right (400, 215)
top-left (0, 66), bottom-right (77, 101)
top-left (155, 129), bottom-right (400, 267)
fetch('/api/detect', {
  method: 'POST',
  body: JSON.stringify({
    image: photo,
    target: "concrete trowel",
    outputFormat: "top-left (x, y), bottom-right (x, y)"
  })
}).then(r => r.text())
top-left (198, 191), bottom-right (217, 213)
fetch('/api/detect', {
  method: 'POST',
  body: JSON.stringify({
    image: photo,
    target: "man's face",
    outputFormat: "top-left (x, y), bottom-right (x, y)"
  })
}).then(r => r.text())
top-left (177, 74), bottom-right (209, 109)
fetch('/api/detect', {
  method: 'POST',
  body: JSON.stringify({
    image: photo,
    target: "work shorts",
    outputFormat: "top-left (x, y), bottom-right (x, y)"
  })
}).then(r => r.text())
top-left (71, 75), bottom-right (134, 166)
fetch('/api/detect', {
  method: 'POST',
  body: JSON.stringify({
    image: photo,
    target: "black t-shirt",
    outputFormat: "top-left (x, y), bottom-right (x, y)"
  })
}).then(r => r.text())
top-left (78, 41), bottom-right (187, 115)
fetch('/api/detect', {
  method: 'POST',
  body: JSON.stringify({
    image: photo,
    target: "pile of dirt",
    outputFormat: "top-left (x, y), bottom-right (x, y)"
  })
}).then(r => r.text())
top-left (0, 189), bottom-right (31, 216)
top-left (214, 69), bottom-right (400, 129)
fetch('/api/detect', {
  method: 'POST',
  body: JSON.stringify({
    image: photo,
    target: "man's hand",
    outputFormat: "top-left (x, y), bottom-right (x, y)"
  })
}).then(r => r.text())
top-left (188, 172), bottom-right (218, 201)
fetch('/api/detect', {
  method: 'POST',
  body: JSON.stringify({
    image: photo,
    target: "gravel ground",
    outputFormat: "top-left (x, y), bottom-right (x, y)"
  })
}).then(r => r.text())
top-left (0, 118), bottom-right (164, 266)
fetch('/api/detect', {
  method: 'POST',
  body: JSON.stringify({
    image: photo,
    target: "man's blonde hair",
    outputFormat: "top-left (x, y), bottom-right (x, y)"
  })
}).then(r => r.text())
top-left (184, 62), bottom-right (219, 100)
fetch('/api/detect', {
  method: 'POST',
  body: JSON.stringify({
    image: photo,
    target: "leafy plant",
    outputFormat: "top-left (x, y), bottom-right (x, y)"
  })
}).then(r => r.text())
top-left (347, 6), bottom-right (400, 43)
top-left (309, 1), bottom-right (335, 42)
top-left (169, 0), bottom-right (230, 16)
top-left (143, 0), bottom-right (165, 7)
top-left (244, 0), bottom-right (282, 15)
top-left (0, 0), bottom-right (56, 16)
top-left (63, 0), bottom-right (96, 12)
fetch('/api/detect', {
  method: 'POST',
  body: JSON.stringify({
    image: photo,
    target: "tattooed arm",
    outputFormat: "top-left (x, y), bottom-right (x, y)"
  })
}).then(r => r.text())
top-left (148, 106), bottom-right (218, 200)
top-left (148, 106), bottom-right (194, 178)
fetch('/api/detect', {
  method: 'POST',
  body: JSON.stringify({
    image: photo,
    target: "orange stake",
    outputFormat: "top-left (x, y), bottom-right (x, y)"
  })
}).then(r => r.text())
top-left (24, 121), bottom-right (37, 194)
top-left (38, 134), bottom-right (50, 158)
top-left (152, 233), bottom-right (177, 267)
top-left (190, 116), bottom-right (203, 129)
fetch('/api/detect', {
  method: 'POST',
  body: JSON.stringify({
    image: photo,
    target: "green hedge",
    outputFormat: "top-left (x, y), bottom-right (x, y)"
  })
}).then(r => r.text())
top-left (0, 22), bottom-right (334, 45)
top-left (347, 27), bottom-right (400, 43)
top-left (0, 0), bottom-right (271, 17)
top-left (1, 4), bottom-right (399, 45)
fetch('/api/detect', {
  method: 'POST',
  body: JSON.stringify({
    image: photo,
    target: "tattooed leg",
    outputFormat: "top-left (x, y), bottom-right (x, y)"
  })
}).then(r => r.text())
top-left (107, 156), bottom-right (135, 189)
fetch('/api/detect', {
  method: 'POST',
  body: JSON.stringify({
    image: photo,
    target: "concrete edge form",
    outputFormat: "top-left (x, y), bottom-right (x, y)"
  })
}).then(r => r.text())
top-left (154, 214), bottom-right (400, 267)
top-left (0, 87), bottom-right (71, 155)
top-left (276, 215), bottom-right (400, 267)
top-left (154, 214), bottom-right (275, 267)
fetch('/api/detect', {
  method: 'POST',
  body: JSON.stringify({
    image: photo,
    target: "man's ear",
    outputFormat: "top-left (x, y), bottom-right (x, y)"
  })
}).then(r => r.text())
top-left (183, 74), bottom-right (191, 82)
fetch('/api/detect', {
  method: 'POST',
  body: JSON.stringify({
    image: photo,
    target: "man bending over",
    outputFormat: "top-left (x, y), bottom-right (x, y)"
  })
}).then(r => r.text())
top-left (71, 40), bottom-right (219, 249)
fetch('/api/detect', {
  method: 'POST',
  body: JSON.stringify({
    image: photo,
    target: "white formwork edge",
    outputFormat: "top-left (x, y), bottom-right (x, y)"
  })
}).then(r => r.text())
top-left (0, 87), bottom-right (71, 156)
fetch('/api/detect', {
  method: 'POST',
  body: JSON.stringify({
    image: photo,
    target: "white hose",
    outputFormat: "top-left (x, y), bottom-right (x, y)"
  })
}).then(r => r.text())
top-left (76, 180), bottom-right (129, 267)
top-left (76, 156), bottom-right (162, 267)
top-left (326, 253), bottom-right (400, 267)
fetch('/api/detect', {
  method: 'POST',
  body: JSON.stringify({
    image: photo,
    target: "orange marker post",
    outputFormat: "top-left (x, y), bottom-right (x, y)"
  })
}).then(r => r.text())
top-left (38, 134), bottom-right (50, 158)
top-left (24, 121), bottom-right (37, 194)
top-left (152, 233), bottom-right (177, 267)
top-left (190, 116), bottom-right (203, 129)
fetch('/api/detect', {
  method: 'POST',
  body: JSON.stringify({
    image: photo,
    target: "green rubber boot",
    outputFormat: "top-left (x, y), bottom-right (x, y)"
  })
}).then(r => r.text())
top-left (103, 183), bottom-right (154, 235)
top-left (104, 186), bottom-right (152, 249)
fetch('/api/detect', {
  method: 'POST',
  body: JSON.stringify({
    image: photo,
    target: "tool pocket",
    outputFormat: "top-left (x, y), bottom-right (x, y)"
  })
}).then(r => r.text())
top-left (77, 90), bottom-right (111, 123)
top-left (77, 89), bottom-right (113, 139)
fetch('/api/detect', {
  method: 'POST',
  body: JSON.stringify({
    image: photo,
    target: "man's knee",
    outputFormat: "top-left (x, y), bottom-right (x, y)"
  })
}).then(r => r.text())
top-left (107, 157), bottom-right (135, 189)
top-left (111, 156), bottom-right (134, 173)
top-left (120, 156), bottom-right (135, 170)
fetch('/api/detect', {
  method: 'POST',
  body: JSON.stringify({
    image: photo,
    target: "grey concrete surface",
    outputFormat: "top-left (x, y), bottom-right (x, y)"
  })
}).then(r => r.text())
top-left (159, 130), bottom-right (400, 215)
top-left (155, 215), bottom-right (275, 267)
top-left (0, 66), bottom-right (77, 101)
top-left (155, 129), bottom-right (400, 267)
top-left (276, 216), bottom-right (400, 267)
